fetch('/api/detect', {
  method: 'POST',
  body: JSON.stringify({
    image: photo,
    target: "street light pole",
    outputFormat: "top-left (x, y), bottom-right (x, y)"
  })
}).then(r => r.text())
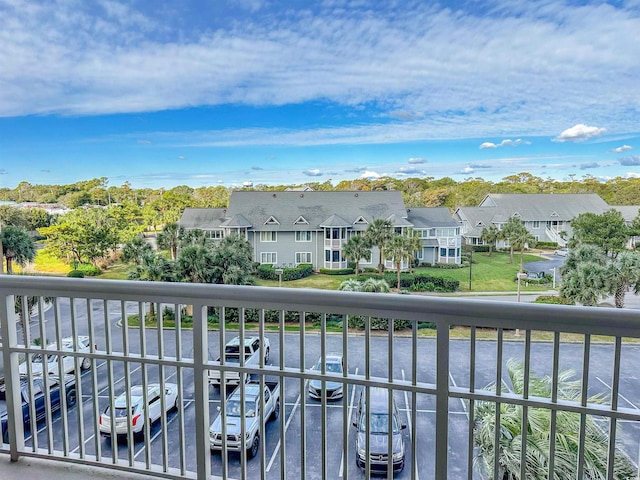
top-left (468, 248), bottom-right (473, 291)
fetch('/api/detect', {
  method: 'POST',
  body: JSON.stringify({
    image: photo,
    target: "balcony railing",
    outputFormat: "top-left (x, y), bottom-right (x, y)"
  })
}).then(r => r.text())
top-left (1, 275), bottom-right (640, 480)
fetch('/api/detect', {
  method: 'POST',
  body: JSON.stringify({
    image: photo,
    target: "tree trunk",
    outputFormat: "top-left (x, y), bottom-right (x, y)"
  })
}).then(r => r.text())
top-left (614, 283), bottom-right (626, 308)
top-left (396, 264), bottom-right (401, 290)
top-left (509, 246), bottom-right (514, 264)
top-left (6, 257), bottom-right (13, 274)
top-left (488, 245), bottom-right (493, 257)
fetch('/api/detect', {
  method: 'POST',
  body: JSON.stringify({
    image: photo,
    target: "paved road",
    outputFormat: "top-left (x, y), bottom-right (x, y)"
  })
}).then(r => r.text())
top-left (11, 299), bottom-right (640, 479)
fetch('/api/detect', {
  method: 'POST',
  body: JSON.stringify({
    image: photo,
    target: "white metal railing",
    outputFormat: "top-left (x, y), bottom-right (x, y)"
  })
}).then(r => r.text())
top-left (0, 275), bottom-right (640, 480)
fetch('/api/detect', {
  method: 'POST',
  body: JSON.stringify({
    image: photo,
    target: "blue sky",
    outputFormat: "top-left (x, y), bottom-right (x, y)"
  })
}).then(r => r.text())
top-left (1, 0), bottom-right (639, 190)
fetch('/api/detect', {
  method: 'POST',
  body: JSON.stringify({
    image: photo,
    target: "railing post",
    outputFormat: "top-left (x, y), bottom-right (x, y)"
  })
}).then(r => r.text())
top-left (192, 302), bottom-right (211, 480)
top-left (0, 290), bottom-right (23, 460)
top-left (435, 317), bottom-right (449, 479)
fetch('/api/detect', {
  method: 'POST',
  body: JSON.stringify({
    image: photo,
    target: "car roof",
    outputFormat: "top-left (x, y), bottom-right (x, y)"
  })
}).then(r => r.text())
top-left (362, 387), bottom-right (394, 413)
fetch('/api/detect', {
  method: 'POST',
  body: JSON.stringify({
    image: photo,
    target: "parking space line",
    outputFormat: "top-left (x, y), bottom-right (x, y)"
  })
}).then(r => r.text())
top-left (449, 372), bottom-right (469, 419)
top-left (402, 369), bottom-right (419, 480)
top-left (339, 367), bottom-right (358, 478)
top-left (596, 376), bottom-right (640, 410)
top-left (266, 381), bottom-right (306, 472)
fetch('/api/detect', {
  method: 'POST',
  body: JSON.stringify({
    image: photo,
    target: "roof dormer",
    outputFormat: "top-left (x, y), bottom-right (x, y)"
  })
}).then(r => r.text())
top-left (264, 216), bottom-right (280, 225)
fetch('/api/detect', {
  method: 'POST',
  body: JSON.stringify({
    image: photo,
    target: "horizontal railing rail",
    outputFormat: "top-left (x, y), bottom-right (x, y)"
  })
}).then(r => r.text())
top-left (0, 275), bottom-right (639, 480)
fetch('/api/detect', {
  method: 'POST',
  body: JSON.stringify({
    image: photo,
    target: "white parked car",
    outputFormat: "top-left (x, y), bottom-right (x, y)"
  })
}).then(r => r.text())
top-left (99, 383), bottom-right (179, 438)
top-left (554, 247), bottom-right (569, 256)
top-left (308, 354), bottom-right (345, 400)
top-left (19, 336), bottom-right (92, 376)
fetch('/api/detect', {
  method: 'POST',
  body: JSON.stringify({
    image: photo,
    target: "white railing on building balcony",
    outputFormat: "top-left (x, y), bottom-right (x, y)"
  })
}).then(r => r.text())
top-left (1, 275), bottom-right (640, 480)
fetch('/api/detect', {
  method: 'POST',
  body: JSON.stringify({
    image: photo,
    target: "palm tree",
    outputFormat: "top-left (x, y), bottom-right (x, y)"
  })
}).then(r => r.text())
top-left (480, 225), bottom-right (499, 257)
top-left (383, 234), bottom-right (414, 290)
top-left (157, 222), bottom-right (183, 260)
top-left (474, 358), bottom-right (636, 480)
top-left (342, 235), bottom-right (371, 276)
top-left (1, 225), bottom-right (36, 273)
top-left (175, 245), bottom-right (216, 283)
top-left (360, 278), bottom-right (391, 293)
top-left (210, 234), bottom-right (254, 285)
top-left (365, 219), bottom-right (393, 274)
top-left (121, 236), bottom-right (153, 265)
top-left (607, 250), bottom-right (640, 308)
top-left (405, 228), bottom-right (423, 273)
top-left (500, 217), bottom-right (533, 267)
top-left (128, 253), bottom-right (175, 318)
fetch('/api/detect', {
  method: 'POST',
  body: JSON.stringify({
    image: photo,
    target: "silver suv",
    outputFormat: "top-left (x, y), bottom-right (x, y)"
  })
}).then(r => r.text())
top-left (353, 387), bottom-right (406, 474)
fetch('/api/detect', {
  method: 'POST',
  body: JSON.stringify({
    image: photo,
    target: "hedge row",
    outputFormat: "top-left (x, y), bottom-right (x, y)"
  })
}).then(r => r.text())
top-left (319, 268), bottom-right (355, 275)
top-left (255, 264), bottom-right (314, 281)
top-left (382, 272), bottom-right (459, 292)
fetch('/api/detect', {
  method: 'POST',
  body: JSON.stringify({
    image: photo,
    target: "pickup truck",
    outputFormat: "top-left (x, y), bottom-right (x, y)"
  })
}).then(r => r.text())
top-left (209, 380), bottom-right (280, 458)
top-left (1, 375), bottom-right (77, 444)
top-left (19, 335), bottom-right (93, 376)
top-left (208, 336), bottom-right (270, 386)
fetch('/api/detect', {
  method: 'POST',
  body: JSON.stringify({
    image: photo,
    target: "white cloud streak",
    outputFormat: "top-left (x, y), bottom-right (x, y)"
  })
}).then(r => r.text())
top-left (611, 145), bottom-right (633, 153)
top-left (553, 124), bottom-right (606, 142)
top-left (0, 1), bottom-right (638, 139)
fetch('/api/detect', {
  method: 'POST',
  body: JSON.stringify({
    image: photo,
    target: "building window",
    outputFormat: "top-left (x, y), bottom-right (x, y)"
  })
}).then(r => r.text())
top-left (260, 252), bottom-right (277, 264)
top-left (325, 250), bottom-right (330, 261)
top-left (295, 231), bottom-right (312, 242)
top-left (532, 221), bottom-right (540, 229)
top-left (295, 252), bottom-right (312, 264)
top-left (448, 248), bottom-right (455, 257)
top-left (332, 250), bottom-right (340, 262)
top-left (206, 230), bottom-right (223, 239)
top-left (440, 248), bottom-right (447, 257)
top-left (260, 231), bottom-right (277, 242)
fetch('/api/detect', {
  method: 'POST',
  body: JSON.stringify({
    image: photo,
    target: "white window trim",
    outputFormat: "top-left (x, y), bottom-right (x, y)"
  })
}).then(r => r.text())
top-left (295, 231), bottom-right (312, 242)
top-left (294, 216), bottom-right (309, 225)
top-left (353, 216), bottom-right (368, 225)
top-left (260, 231), bottom-right (277, 242)
top-left (264, 216), bottom-right (280, 225)
top-left (260, 252), bottom-right (277, 264)
top-left (295, 252), bottom-right (312, 264)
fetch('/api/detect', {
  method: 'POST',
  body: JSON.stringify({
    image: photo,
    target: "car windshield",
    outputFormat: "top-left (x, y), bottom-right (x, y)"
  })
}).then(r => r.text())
top-left (315, 358), bottom-right (342, 373)
top-left (226, 398), bottom-right (257, 417)
top-left (359, 412), bottom-right (399, 434)
top-left (105, 406), bottom-right (135, 418)
top-left (32, 353), bottom-right (56, 364)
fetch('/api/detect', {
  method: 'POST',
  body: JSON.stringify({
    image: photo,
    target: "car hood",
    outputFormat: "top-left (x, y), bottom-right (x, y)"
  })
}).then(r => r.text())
top-left (356, 431), bottom-right (404, 456)
top-left (309, 379), bottom-right (342, 390)
top-left (19, 362), bottom-right (44, 375)
top-left (210, 415), bottom-right (257, 436)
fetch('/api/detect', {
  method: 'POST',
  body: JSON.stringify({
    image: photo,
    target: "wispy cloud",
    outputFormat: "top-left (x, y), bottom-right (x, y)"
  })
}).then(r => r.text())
top-left (611, 145), bottom-right (633, 153)
top-left (345, 166), bottom-right (368, 173)
top-left (553, 124), bottom-right (606, 142)
top-left (619, 156), bottom-right (640, 166)
top-left (137, 139), bottom-right (152, 145)
top-left (407, 157), bottom-right (426, 164)
top-left (251, 166), bottom-right (263, 170)
top-left (302, 169), bottom-right (323, 176)
top-left (361, 171), bottom-right (381, 179)
top-left (396, 166), bottom-right (426, 175)
top-left (0, 2), bottom-right (638, 139)
top-left (579, 162), bottom-right (600, 170)
top-left (479, 139), bottom-right (527, 149)
top-left (468, 163), bottom-right (492, 169)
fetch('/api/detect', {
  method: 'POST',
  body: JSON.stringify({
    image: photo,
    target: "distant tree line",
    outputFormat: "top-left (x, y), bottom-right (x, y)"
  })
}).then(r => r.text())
top-left (2, 172), bottom-right (640, 213)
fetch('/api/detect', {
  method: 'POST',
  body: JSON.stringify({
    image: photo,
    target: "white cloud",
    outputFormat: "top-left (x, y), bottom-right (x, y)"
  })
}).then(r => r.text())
top-left (178, 155), bottom-right (185, 160)
top-left (611, 145), bottom-right (633, 153)
top-left (407, 157), bottom-right (426, 164)
top-left (627, 172), bottom-right (640, 178)
top-left (553, 124), bottom-right (606, 142)
top-left (396, 166), bottom-right (426, 175)
top-left (479, 139), bottom-right (527, 149)
top-left (0, 1), bottom-right (638, 139)
top-left (460, 167), bottom-right (475, 174)
top-left (361, 171), bottom-right (381, 179)
top-left (302, 169), bottom-right (323, 176)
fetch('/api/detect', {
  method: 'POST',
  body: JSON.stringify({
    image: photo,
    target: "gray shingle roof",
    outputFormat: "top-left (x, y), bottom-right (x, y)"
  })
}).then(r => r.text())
top-left (223, 190), bottom-right (408, 230)
top-left (319, 214), bottom-right (351, 227)
top-left (408, 207), bottom-right (458, 228)
top-left (611, 206), bottom-right (640, 222)
top-left (177, 208), bottom-right (226, 228)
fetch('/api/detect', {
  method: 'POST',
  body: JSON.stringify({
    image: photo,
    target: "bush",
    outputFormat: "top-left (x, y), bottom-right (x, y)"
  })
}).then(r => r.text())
top-left (67, 270), bottom-right (84, 278)
top-left (536, 241), bottom-right (558, 248)
top-left (319, 268), bottom-right (354, 275)
top-left (255, 263), bottom-right (314, 281)
top-left (381, 272), bottom-right (459, 292)
top-left (347, 316), bottom-right (412, 330)
top-left (533, 295), bottom-right (574, 305)
top-left (76, 263), bottom-right (102, 276)
top-left (433, 262), bottom-right (464, 269)
top-left (470, 245), bottom-right (490, 252)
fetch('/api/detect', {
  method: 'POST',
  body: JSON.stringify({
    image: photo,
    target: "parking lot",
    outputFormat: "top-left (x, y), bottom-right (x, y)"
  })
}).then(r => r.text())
top-left (18, 299), bottom-right (640, 478)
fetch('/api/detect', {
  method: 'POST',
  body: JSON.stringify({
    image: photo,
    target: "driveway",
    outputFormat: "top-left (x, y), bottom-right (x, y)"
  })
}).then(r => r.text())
top-left (523, 253), bottom-right (566, 283)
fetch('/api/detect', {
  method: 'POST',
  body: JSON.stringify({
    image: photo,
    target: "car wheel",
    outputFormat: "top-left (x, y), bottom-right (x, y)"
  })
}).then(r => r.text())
top-left (173, 397), bottom-right (179, 411)
top-left (248, 434), bottom-right (260, 458)
top-left (271, 400), bottom-right (280, 421)
top-left (264, 347), bottom-right (270, 364)
top-left (80, 357), bottom-right (91, 371)
top-left (66, 387), bottom-right (77, 408)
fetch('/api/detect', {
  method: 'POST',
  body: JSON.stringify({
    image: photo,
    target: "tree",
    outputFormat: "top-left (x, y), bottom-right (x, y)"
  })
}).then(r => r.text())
top-left (210, 235), bottom-right (254, 285)
top-left (121, 236), bottom-right (153, 266)
top-left (1, 226), bottom-right (36, 273)
top-left (128, 253), bottom-right (175, 318)
top-left (157, 223), bottom-right (184, 260)
top-left (365, 219), bottom-right (393, 274)
top-left (560, 245), bottom-right (640, 308)
top-left (175, 245), bottom-right (216, 284)
top-left (570, 209), bottom-right (629, 256)
top-left (338, 278), bottom-right (390, 293)
top-left (474, 358), bottom-right (636, 480)
top-left (499, 217), bottom-right (531, 265)
top-left (405, 229), bottom-right (423, 273)
top-left (480, 225), bottom-right (499, 257)
top-left (342, 235), bottom-right (371, 276)
top-left (383, 234), bottom-right (415, 290)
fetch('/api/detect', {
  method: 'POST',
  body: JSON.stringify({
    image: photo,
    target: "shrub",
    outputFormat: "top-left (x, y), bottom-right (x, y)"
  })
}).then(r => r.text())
top-left (533, 295), bottom-right (574, 305)
top-left (418, 322), bottom-right (437, 330)
top-left (470, 245), bottom-right (490, 252)
top-left (536, 241), bottom-right (558, 248)
top-left (256, 263), bottom-right (314, 281)
top-left (76, 263), bottom-right (102, 276)
top-left (433, 262), bottom-right (464, 269)
top-left (382, 272), bottom-right (459, 292)
top-left (67, 270), bottom-right (84, 278)
top-left (347, 316), bottom-right (412, 330)
top-left (319, 268), bottom-right (354, 275)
